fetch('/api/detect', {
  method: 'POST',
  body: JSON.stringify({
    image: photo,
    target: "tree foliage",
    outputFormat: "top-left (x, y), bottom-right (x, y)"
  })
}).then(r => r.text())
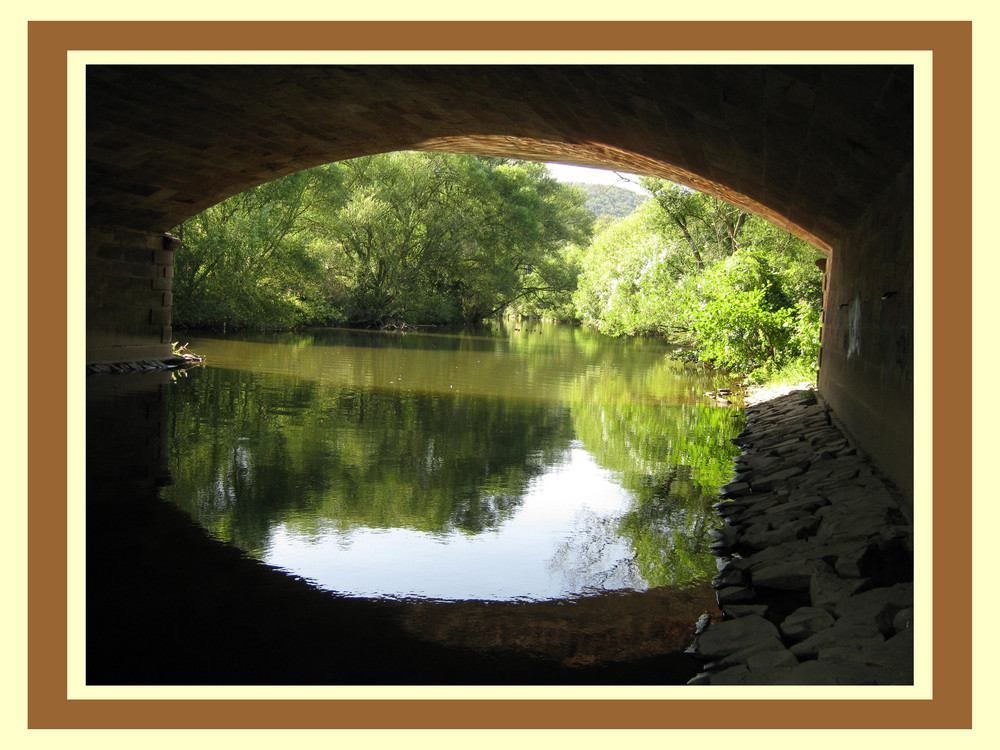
top-left (173, 157), bottom-right (823, 384)
top-left (173, 167), bottom-right (346, 329)
top-left (573, 177), bottom-right (824, 380)
top-left (173, 153), bottom-right (592, 329)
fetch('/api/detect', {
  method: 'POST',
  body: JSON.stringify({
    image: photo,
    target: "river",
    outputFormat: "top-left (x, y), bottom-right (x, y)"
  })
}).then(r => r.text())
top-left (86, 320), bottom-right (747, 683)
top-left (159, 321), bottom-right (743, 602)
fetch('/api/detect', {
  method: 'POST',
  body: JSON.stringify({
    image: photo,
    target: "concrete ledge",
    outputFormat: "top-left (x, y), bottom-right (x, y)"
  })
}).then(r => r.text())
top-left (86, 356), bottom-right (187, 375)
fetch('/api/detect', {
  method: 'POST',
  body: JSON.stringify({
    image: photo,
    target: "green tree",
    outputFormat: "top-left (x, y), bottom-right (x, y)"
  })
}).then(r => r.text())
top-left (573, 179), bottom-right (824, 380)
top-left (573, 201), bottom-right (693, 337)
top-left (172, 153), bottom-right (592, 330)
top-left (640, 178), bottom-right (748, 269)
top-left (172, 165), bottom-right (347, 328)
top-left (670, 240), bottom-right (823, 379)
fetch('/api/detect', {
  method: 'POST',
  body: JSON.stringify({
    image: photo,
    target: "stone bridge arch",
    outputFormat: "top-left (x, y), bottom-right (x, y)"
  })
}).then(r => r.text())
top-left (85, 63), bottom-right (914, 496)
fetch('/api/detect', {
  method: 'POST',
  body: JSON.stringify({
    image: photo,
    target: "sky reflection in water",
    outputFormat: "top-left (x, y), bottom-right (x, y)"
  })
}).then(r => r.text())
top-left (161, 322), bottom-right (744, 602)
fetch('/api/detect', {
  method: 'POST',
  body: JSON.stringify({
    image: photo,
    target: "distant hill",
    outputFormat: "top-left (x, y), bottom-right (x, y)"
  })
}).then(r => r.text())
top-left (569, 182), bottom-right (649, 220)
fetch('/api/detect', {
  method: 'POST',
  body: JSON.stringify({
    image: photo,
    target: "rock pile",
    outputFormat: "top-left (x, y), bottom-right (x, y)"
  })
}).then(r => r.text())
top-left (687, 390), bottom-right (914, 685)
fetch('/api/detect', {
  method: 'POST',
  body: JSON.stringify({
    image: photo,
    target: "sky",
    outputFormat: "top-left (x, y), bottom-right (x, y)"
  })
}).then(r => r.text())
top-left (545, 163), bottom-right (648, 195)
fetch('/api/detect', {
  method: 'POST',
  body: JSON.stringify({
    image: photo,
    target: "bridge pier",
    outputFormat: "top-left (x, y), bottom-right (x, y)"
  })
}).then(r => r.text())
top-left (86, 227), bottom-right (177, 366)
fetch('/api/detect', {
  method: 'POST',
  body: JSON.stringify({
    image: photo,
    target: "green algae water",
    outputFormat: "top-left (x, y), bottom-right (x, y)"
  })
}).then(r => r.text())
top-left (161, 321), bottom-right (744, 602)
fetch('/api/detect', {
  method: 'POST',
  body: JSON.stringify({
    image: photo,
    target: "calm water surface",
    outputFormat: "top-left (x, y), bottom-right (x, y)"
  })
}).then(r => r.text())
top-left (161, 321), bottom-right (744, 602)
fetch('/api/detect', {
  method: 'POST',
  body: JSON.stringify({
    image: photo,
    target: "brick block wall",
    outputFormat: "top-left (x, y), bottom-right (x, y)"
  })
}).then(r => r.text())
top-left (819, 164), bottom-right (914, 500)
top-left (86, 226), bottom-right (175, 364)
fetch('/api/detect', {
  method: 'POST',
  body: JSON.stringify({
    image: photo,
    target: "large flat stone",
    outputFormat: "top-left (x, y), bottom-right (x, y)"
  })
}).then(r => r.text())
top-left (834, 583), bottom-right (914, 634)
top-left (708, 636), bottom-right (787, 669)
top-left (810, 560), bottom-right (872, 611)
top-left (746, 647), bottom-right (799, 670)
top-left (712, 564), bottom-right (748, 589)
top-left (751, 561), bottom-right (814, 591)
top-left (722, 604), bottom-right (770, 619)
top-left (789, 621), bottom-right (885, 659)
top-left (717, 586), bottom-right (756, 605)
top-left (690, 614), bottom-right (781, 660)
top-left (719, 481), bottom-right (752, 498)
top-left (780, 606), bottom-right (836, 642)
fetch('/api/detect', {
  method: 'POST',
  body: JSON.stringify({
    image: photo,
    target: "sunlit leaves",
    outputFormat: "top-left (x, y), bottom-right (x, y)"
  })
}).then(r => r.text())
top-left (173, 166), bottom-right (347, 329)
top-left (573, 180), bottom-right (823, 379)
top-left (174, 152), bottom-right (593, 330)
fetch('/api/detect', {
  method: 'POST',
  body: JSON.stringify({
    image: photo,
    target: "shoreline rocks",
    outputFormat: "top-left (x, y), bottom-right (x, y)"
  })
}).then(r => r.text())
top-left (687, 389), bottom-right (914, 685)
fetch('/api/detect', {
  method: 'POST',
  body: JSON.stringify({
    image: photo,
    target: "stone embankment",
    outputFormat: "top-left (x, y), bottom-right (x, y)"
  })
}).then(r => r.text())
top-left (687, 389), bottom-right (914, 685)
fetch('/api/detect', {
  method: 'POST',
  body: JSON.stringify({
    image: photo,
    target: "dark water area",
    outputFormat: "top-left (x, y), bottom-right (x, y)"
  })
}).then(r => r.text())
top-left (86, 321), bottom-right (745, 685)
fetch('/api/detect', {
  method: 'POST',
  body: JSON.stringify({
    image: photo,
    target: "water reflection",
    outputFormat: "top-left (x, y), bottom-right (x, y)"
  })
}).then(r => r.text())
top-left (159, 322), bottom-right (744, 601)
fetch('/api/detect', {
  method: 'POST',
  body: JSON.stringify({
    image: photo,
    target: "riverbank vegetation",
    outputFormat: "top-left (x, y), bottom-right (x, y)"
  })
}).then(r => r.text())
top-left (172, 152), bottom-right (823, 384)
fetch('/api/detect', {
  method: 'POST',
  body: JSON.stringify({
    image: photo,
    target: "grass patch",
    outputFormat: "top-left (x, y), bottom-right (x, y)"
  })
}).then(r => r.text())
top-left (746, 357), bottom-right (818, 388)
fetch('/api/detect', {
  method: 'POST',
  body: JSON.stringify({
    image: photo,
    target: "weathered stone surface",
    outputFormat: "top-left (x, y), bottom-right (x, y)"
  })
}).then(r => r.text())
top-left (892, 607), bottom-right (913, 633)
top-left (752, 465), bottom-right (806, 490)
top-left (860, 628), bottom-right (913, 667)
top-left (815, 629), bottom-right (913, 684)
top-left (686, 389), bottom-right (913, 685)
top-left (751, 561), bottom-right (814, 591)
top-left (690, 614), bottom-right (781, 659)
top-left (789, 621), bottom-right (885, 659)
top-left (712, 564), bottom-right (747, 589)
top-left (810, 560), bottom-right (871, 612)
top-left (834, 583), bottom-right (913, 634)
top-left (720, 481), bottom-right (752, 498)
top-left (744, 539), bottom-right (813, 569)
top-left (733, 493), bottom-right (787, 515)
top-left (772, 514), bottom-right (821, 541)
top-left (717, 586), bottom-right (756, 605)
top-left (824, 483), bottom-right (896, 507)
top-left (762, 508), bottom-right (810, 529)
top-left (714, 500), bottom-right (745, 519)
top-left (722, 604), bottom-right (770, 619)
top-left (780, 606), bottom-right (836, 642)
top-left (767, 494), bottom-right (829, 516)
top-left (708, 636), bottom-right (786, 669)
top-left (746, 647), bottom-right (799, 670)
top-left (761, 437), bottom-right (804, 452)
top-left (741, 524), bottom-right (813, 551)
top-left (815, 512), bottom-right (897, 544)
top-left (708, 525), bottom-right (740, 546)
top-left (817, 645), bottom-right (871, 664)
top-left (833, 539), bottom-right (880, 578)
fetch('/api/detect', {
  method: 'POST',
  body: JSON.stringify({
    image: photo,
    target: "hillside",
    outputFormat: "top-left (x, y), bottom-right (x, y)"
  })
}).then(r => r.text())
top-left (569, 182), bottom-right (648, 220)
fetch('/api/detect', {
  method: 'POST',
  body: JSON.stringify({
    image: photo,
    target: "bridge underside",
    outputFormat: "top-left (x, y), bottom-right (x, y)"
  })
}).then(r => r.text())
top-left (85, 64), bottom-right (914, 497)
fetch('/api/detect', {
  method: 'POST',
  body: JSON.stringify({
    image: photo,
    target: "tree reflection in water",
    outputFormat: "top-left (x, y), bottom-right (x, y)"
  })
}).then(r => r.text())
top-left (160, 323), bottom-right (743, 603)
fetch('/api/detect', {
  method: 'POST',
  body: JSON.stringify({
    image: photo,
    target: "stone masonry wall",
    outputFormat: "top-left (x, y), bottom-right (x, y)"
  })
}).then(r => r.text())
top-left (87, 227), bottom-right (176, 365)
top-left (819, 164), bottom-right (914, 501)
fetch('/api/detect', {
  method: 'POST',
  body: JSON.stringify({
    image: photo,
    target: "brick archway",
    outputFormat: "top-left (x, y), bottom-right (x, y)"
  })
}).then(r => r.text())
top-left (86, 63), bottom-right (913, 495)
